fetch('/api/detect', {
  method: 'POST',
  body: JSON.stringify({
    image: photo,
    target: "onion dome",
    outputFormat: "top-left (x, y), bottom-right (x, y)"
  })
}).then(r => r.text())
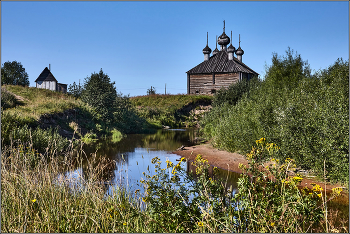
top-left (235, 46), bottom-right (244, 56)
top-left (218, 32), bottom-right (230, 46)
top-left (202, 45), bottom-right (212, 54)
top-left (227, 44), bottom-right (235, 52)
top-left (212, 47), bottom-right (219, 55)
top-left (227, 31), bottom-right (235, 52)
top-left (202, 32), bottom-right (212, 54)
top-left (235, 34), bottom-right (244, 56)
top-left (212, 35), bottom-right (219, 55)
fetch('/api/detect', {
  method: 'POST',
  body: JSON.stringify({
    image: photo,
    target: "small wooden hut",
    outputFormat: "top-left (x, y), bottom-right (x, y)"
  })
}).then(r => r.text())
top-left (35, 67), bottom-right (67, 93)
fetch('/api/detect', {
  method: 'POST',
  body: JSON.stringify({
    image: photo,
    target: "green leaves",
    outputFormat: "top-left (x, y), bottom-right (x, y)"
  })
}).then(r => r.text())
top-left (81, 69), bottom-right (118, 124)
top-left (1, 61), bottom-right (29, 86)
top-left (202, 50), bottom-right (349, 183)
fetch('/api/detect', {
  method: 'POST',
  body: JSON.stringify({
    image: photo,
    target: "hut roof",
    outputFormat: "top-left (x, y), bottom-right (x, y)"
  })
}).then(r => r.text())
top-left (35, 67), bottom-right (58, 82)
top-left (186, 50), bottom-right (258, 75)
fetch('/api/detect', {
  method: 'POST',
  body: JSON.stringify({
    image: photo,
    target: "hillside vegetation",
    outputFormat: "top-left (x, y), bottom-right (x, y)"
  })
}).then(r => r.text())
top-left (131, 94), bottom-right (213, 128)
top-left (202, 48), bottom-right (349, 184)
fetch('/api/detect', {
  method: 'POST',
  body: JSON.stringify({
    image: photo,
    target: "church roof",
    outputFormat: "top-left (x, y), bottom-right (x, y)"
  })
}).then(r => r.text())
top-left (35, 67), bottom-right (58, 82)
top-left (186, 50), bottom-right (259, 75)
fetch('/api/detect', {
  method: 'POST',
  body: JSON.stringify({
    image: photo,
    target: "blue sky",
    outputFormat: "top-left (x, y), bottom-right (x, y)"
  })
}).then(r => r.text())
top-left (1, 1), bottom-right (348, 96)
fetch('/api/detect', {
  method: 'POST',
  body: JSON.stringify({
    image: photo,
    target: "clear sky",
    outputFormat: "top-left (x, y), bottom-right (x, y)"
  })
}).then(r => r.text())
top-left (1, 1), bottom-right (349, 97)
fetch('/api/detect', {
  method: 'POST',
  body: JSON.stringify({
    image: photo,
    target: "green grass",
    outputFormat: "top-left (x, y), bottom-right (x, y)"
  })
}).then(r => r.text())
top-left (131, 94), bottom-right (212, 111)
top-left (2, 139), bottom-right (347, 233)
top-left (4, 85), bottom-right (86, 120)
top-left (131, 94), bottom-right (213, 128)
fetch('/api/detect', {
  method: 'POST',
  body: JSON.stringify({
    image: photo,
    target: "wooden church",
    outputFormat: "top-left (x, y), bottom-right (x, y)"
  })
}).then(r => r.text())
top-left (186, 21), bottom-right (258, 95)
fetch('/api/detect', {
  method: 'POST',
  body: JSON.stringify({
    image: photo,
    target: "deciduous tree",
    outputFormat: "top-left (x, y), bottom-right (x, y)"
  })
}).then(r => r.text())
top-left (81, 69), bottom-right (117, 123)
top-left (1, 61), bottom-right (29, 86)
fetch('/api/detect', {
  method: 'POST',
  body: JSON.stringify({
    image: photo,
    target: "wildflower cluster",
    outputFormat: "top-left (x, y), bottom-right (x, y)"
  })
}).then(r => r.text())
top-left (140, 155), bottom-right (234, 232)
top-left (236, 138), bottom-right (326, 233)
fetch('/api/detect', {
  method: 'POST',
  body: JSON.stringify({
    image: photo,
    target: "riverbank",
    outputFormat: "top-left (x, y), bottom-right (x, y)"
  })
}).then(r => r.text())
top-left (173, 143), bottom-right (348, 192)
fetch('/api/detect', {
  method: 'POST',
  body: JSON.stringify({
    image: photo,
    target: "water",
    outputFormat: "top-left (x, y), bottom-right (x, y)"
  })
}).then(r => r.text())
top-left (60, 128), bottom-right (241, 195)
top-left (58, 128), bottom-right (348, 227)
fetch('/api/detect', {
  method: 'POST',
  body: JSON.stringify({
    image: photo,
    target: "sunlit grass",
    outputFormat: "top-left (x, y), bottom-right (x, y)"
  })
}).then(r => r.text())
top-left (4, 85), bottom-right (85, 120)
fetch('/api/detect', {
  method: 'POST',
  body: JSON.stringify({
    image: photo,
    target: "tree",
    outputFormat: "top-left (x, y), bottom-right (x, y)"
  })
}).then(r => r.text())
top-left (147, 86), bottom-right (156, 95)
top-left (264, 47), bottom-right (311, 91)
top-left (1, 61), bottom-right (30, 86)
top-left (68, 80), bottom-right (83, 98)
top-left (80, 69), bottom-right (117, 123)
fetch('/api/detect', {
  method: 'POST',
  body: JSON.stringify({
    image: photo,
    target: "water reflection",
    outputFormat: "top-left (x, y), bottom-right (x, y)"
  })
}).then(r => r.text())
top-left (62, 128), bottom-right (206, 192)
top-left (58, 128), bottom-right (348, 227)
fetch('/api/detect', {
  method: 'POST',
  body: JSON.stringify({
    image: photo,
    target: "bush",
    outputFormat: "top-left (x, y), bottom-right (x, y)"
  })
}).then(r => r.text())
top-left (212, 76), bottom-right (260, 107)
top-left (1, 88), bottom-right (17, 110)
top-left (81, 69), bottom-right (118, 123)
top-left (202, 49), bottom-right (349, 183)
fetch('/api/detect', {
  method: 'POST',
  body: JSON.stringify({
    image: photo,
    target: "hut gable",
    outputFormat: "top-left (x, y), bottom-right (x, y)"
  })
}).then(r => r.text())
top-left (35, 67), bottom-right (67, 93)
top-left (35, 67), bottom-right (58, 83)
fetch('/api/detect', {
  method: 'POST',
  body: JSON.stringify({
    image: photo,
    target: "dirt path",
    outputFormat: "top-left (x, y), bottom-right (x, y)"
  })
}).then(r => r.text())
top-left (173, 143), bottom-right (347, 192)
top-left (2, 86), bottom-right (27, 102)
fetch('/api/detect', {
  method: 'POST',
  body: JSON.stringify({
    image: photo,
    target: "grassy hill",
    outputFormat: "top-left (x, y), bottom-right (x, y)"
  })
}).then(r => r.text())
top-left (131, 94), bottom-right (213, 128)
top-left (1, 85), bottom-right (107, 154)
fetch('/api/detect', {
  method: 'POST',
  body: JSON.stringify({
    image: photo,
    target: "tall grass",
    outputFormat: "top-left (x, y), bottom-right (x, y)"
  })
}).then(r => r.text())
top-left (1, 138), bottom-right (347, 233)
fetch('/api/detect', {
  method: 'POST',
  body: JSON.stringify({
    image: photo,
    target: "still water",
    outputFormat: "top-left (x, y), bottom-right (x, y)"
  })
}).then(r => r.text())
top-left (61, 128), bottom-right (241, 195)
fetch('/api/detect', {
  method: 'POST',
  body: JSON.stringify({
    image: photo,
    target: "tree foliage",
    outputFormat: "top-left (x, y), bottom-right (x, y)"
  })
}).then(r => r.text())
top-left (68, 81), bottom-right (83, 98)
top-left (147, 86), bottom-right (156, 95)
top-left (81, 69), bottom-right (118, 123)
top-left (202, 48), bottom-right (349, 183)
top-left (212, 76), bottom-right (260, 107)
top-left (1, 61), bottom-right (30, 86)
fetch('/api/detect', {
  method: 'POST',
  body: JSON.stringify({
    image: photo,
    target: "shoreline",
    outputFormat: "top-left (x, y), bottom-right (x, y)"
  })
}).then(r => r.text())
top-left (173, 143), bottom-right (348, 193)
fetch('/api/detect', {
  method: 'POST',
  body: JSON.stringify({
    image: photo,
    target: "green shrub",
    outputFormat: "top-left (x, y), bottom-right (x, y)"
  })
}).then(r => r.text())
top-left (81, 69), bottom-right (118, 123)
top-left (202, 49), bottom-right (349, 183)
top-left (1, 88), bottom-right (17, 110)
top-left (212, 76), bottom-right (260, 107)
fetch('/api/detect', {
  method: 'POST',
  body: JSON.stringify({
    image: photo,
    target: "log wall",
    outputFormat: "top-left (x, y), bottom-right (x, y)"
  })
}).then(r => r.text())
top-left (188, 72), bottom-right (240, 94)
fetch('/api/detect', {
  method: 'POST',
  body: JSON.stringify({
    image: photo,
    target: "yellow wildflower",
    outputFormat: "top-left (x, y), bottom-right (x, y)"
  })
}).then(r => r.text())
top-left (270, 222), bottom-right (275, 227)
top-left (180, 157), bottom-right (186, 162)
top-left (317, 193), bottom-right (322, 198)
top-left (292, 176), bottom-right (303, 183)
top-left (123, 222), bottom-right (127, 226)
top-left (31, 199), bottom-right (36, 203)
top-left (331, 187), bottom-right (343, 197)
top-left (166, 159), bottom-right (173, 168)
top-left (197, 221), bottom-right (204, 227)
top-left (312, 184), bottom-right (323, 192)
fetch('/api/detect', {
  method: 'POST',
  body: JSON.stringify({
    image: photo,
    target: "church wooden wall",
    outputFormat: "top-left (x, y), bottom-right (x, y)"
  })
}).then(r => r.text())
top-left (188, 72), bottom-right (239, 94)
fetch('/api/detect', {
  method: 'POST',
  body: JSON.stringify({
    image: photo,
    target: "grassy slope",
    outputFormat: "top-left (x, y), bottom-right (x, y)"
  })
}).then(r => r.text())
top-left (131, 94), bottom-right (213, 127)
top-left (3, 85), bottom-right (86, 120)
top-left (1, 85), bottom-right (97, 148)
top-left (131, 94), bottom-right (212, 111)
